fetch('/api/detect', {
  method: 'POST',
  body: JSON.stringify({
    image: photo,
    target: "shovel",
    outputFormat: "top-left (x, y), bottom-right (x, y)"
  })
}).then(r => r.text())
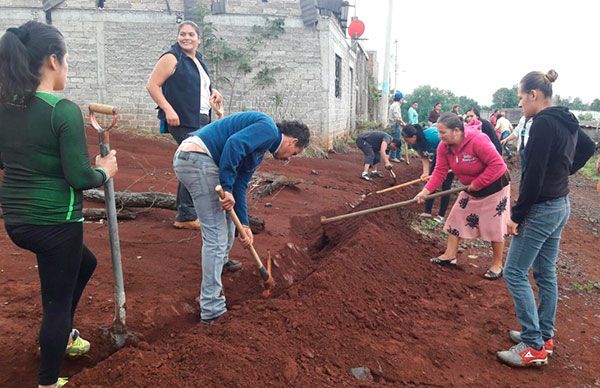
top-left (321, 186), bottom-right (465, 225)
top-left (215, 185), bottom-right (274, 297)
top-left (89, 103), bottom-right (129, 348)
top-left (386, 166), bottom-right (398, 185)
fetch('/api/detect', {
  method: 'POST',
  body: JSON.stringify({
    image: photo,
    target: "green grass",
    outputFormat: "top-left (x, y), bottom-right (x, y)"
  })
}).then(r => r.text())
top-left (297, 143), bottom-right (329, 159)
top-left (571, 281), bottom-right (599, 293)
top-left (332, 136), bottom-right (353, 154)
top-left (417, 218), bottom-right (440, 231)
top-left (580, 155), bottom-right (600, 181)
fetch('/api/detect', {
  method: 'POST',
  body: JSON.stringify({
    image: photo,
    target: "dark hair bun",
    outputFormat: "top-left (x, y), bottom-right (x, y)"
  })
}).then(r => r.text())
top-left (545, 69), bottom-right (558, 83)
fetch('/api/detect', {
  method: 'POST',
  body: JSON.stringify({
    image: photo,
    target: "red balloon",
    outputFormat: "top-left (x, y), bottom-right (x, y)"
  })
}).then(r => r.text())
top-left (348, 19), bottom-right (365, 39)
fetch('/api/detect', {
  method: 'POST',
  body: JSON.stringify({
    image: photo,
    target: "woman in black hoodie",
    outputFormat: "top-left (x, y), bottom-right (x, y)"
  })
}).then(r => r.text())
top-left (497, 70), bottom-right (595, 368)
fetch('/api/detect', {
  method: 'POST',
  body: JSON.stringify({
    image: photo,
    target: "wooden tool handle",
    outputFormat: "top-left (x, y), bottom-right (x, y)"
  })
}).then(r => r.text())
top-left (215, 185), bottom-right (268, 277)
top-left (376, 169), bottom-right (453, 195)
top-left (321, 186), bottom-right (465, 224)
top-left (376, 176), bottom-right (426, 194)
top-left (89, 103), bottom-right (116, 115)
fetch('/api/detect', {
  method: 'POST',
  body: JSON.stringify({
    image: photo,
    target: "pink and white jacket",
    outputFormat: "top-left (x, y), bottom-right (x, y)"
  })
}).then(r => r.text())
top-left (464, 118), bottom-right (482, 132)
top-left (425, 128), bottom-right (506, 192)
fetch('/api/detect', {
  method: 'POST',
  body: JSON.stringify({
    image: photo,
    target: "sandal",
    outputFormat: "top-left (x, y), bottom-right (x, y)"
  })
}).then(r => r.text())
top-left (430, 257), bottom-right (457, 267)
top-left (483, 268), bottom-right (503, 280)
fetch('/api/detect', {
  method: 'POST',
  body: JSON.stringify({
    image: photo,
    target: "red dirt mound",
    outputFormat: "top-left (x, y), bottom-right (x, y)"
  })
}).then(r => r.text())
top-left (1, 128), bottom-right (598, 386)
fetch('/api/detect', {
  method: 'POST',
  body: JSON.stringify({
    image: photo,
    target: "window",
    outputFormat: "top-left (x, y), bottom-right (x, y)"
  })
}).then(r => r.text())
top-left (212, 0), bottom-right (226, 14)
top-left (334, 54), bottom-right (342, 98)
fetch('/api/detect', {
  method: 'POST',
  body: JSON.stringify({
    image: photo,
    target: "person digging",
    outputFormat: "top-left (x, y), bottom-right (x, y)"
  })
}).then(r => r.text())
top-left (172, 111), bottom-right (309, 323)
top-left (355, 130), bottom-right (401, 181)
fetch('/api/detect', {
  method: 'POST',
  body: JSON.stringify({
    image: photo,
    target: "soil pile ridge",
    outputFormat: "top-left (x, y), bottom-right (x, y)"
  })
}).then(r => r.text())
top-left (72, 188), bottom-right (590, 387)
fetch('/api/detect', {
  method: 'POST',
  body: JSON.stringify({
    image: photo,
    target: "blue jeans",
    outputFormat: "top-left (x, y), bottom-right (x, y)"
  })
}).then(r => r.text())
top-left (504, 196), bottom-right (570, 349)
top-left (518, 148), bottom-right (526, 171)
top-left (500, 131), bottom-right (512, 158)
top-left (168, 126), bottom-right (201, 222)
top-left (173, 151), bottom-right (235, 320)
top-left (390, 124), bottom-right (402, 159)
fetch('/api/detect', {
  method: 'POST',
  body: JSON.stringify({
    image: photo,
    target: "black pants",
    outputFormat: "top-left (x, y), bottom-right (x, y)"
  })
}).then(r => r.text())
top-left (5, 222), bottom-right (97, 385)
top-left (424, 158), bottom-right (455, 217)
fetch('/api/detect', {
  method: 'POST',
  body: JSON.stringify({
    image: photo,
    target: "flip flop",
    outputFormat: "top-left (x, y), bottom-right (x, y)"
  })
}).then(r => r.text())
top-left (430, 257), bottom-right (457, 267)
top-left (483, 268), bottom-right (503, 280)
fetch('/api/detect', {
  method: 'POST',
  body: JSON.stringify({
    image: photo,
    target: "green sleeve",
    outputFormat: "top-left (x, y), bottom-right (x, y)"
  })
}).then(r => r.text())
top-left (53, 100), bottom-right (106, 190)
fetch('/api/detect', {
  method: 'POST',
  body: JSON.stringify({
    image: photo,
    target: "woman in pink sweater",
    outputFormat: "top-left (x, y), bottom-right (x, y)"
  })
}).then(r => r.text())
top-left (415, 113), bottom-right (509, 279)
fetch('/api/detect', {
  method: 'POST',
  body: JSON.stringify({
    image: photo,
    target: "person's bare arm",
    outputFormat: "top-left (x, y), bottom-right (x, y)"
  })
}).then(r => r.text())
top-left (146, 54), bottom-right (180, 126)
top-left (380, 141), bottom-right (391, 168)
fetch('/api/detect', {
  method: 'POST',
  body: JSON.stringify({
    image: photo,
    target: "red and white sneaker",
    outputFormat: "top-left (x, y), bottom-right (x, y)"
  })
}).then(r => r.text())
top-left (497, 342), bottom-right (548, 367)
top-left (509, 330), bottom-right (554, 356)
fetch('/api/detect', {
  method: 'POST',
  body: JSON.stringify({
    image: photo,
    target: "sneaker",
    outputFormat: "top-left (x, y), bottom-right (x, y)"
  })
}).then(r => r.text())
top-left (223, 259), bottom-right (242, 272)
top-left (418, 212), bottom-right (432, 219)
top-left (509, 330), bottom-right (554, 356)
top-left (173, 219), bottom-right (201, 230)
top-left (433, 215), bottom-right (445, 224)
top-left (369, 170), bottom-right (384, 178)
top-left (496, 342), bottom-right (548, 367)
top-left (390, 158), bottom-right (401, 163)
top-left (65, 329), bottom-right (90, 357)
top-left (55, 377), bottom-right (69, 387)
top-left (361, 172), bottom-right (371, 181)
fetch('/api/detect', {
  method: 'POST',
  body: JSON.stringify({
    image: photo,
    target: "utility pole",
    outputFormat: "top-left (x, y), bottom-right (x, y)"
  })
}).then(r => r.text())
top-left (379, 0), bottom-right (393, 126)
top-left (394, 39), bottom-right (398, 91)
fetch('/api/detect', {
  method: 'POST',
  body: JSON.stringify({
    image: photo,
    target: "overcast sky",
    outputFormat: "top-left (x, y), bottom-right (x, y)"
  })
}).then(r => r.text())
top-left (353, 0), bottom-right (599, 105)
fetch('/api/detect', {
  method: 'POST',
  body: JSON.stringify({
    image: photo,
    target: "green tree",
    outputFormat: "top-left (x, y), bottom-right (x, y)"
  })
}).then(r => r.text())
top-left (590, 98), bottom-right (600, 111)
top-left (555, 95), bottom-right (572, 107)
top-left (570, 97), bottom-right (588, 111)
top-left (404, 85), bottom-right (480, 124)
top-left (492, 86), bottom-right (519, 109)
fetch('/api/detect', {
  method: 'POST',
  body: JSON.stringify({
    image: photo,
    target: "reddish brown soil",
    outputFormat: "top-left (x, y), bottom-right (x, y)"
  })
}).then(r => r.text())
top-left (1, 128), bottom-right (599, 387)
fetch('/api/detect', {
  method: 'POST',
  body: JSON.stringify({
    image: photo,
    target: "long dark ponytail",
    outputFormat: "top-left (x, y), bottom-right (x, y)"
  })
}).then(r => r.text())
top-left (0, 21), bottom-right (66, 109)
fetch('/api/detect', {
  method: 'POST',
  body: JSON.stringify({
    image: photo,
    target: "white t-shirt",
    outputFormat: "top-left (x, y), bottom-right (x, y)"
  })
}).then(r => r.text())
top-left (192, 57), bottom-right (211, 115)
top-left (511, 116), bottom-right (532, 150)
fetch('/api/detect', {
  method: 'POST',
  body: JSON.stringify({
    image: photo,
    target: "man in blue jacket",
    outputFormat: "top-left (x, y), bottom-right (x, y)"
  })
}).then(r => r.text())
top-left (173, 111), bottom-right (310, 323)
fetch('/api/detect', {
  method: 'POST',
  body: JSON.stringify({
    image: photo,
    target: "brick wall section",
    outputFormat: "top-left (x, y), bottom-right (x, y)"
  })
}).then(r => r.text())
top-left (354, 45), bottom-right (369, 122)
top-left (1, 1), bottom-right (368, 143)
top-left (222, 0), bottom-right (302, 17)
top-left (320, 17), bottom-right (355, 144)
top-left (0, 1), bottom-right (184, 131)
top-left (203, 12), bottom-right (356, 146)
top-left (204, 15), bottom-right (323, 135)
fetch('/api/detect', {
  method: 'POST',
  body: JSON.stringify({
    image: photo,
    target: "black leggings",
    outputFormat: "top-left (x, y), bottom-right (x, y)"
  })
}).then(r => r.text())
top-left (5, 222), bottom-right (97, 385)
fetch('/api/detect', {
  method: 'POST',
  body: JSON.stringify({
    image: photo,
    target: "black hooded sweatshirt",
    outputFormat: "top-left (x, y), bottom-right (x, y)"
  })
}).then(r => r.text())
top-left (511, 106), bottom-right (595, 223)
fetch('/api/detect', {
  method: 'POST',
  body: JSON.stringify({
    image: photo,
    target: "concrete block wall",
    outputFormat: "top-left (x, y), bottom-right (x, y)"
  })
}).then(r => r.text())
top-left (224, 0), bottom-right (302, 16)
top-left (320, 17), bottom-right (355, 145)
top-left (354, 45), bottom-right (369, 123)
top-left (0, 1), bottom-right (184, 131)
top-left (205, 14), bottom-right (324, 135)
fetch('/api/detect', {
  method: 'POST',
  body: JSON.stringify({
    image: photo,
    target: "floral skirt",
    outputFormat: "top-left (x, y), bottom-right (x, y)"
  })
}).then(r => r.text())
top-left (443, 185), bottom-right (510, 242)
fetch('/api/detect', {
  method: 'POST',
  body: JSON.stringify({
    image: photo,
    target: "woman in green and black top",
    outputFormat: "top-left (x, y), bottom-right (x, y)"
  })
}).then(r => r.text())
top-left (0, 21), bottom-right (118, 388)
